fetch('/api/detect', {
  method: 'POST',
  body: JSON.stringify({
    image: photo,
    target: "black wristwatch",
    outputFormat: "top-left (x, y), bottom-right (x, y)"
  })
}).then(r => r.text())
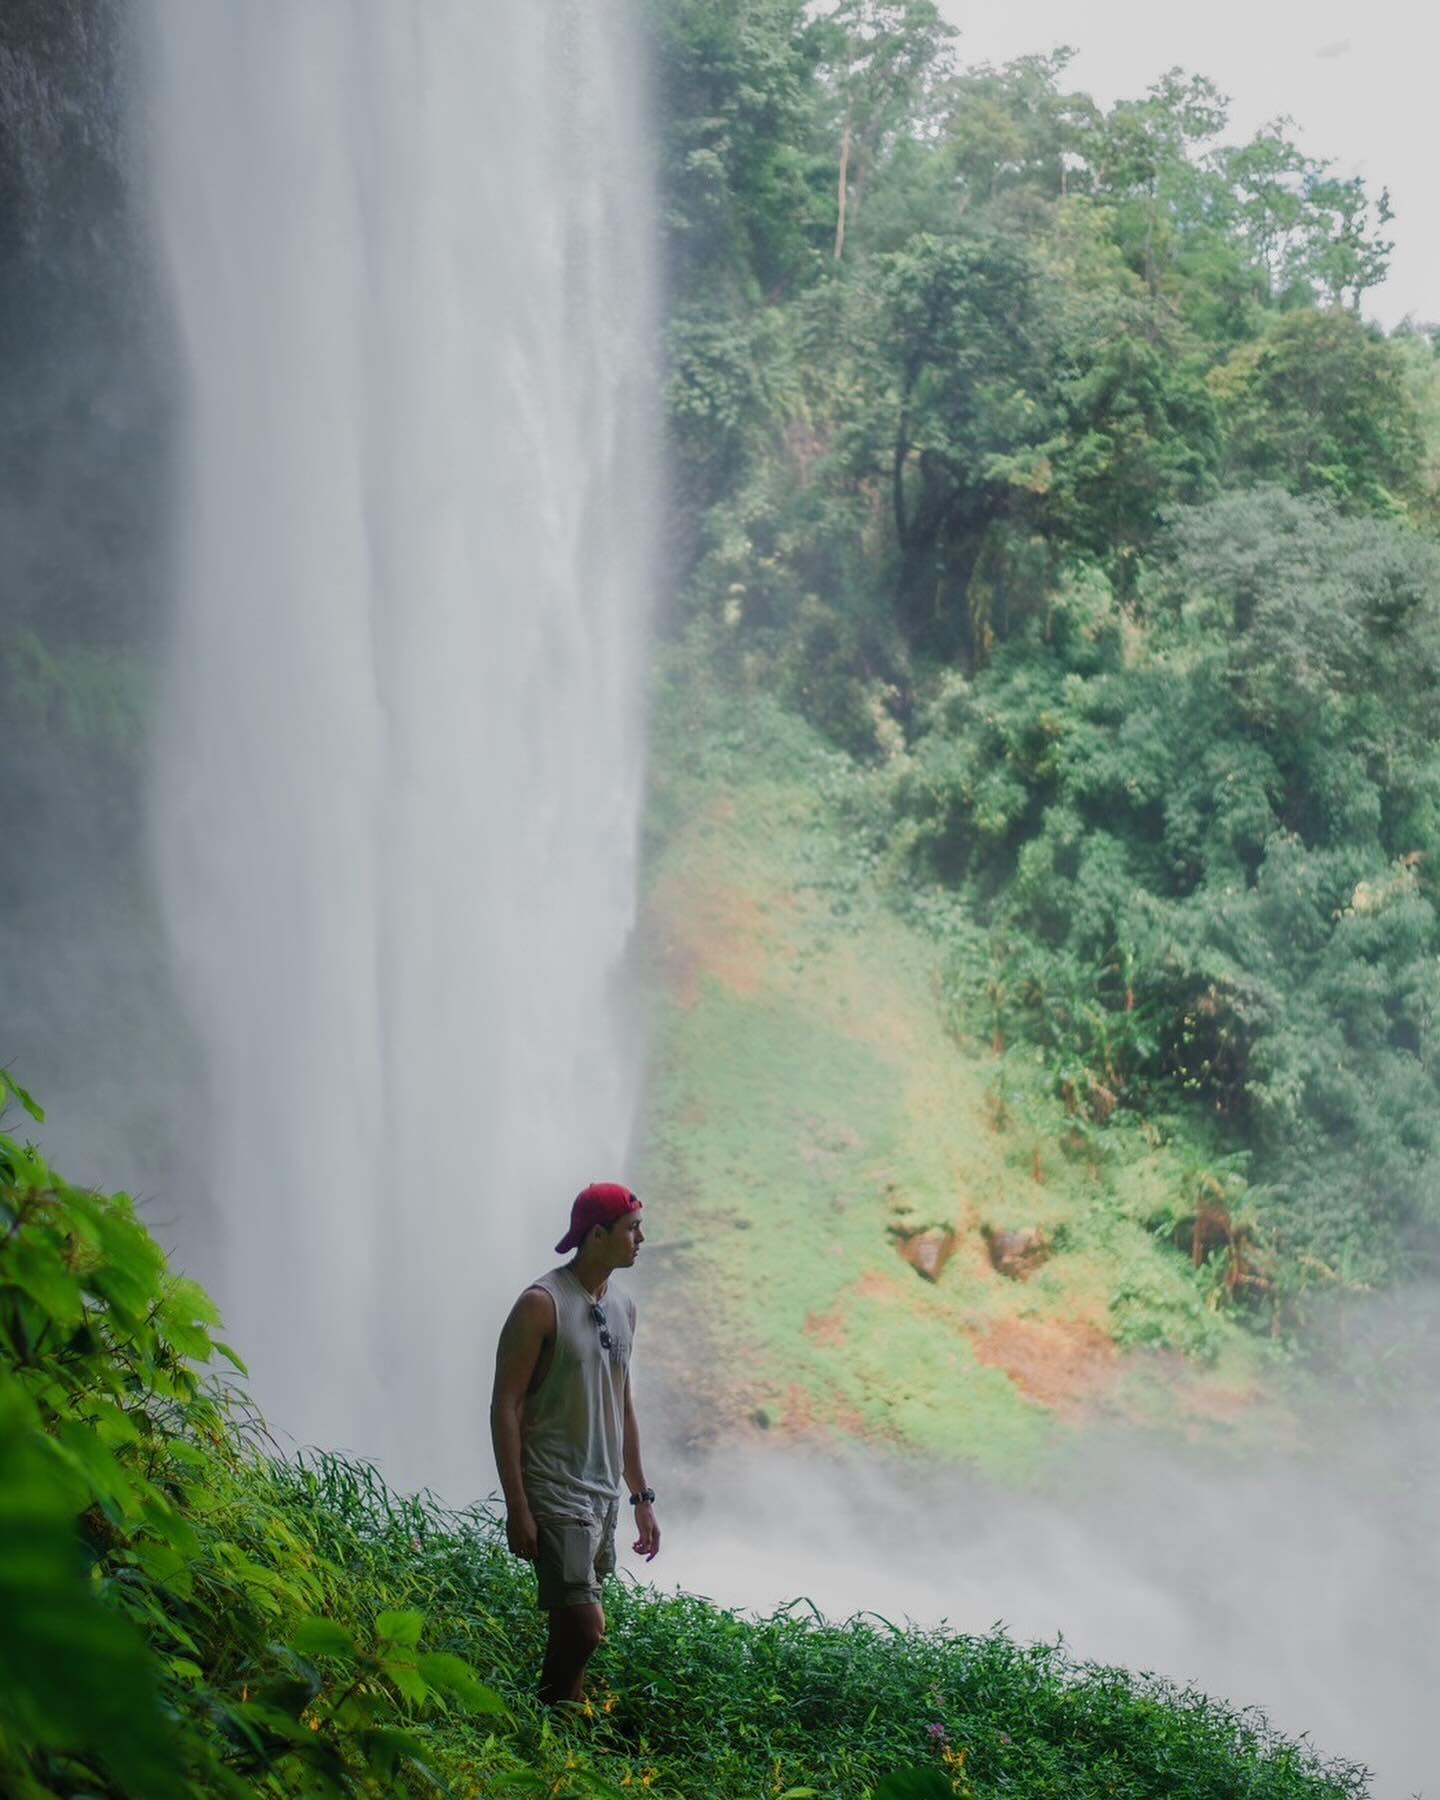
top-left (628, 1488), bottom-right (656, 1507)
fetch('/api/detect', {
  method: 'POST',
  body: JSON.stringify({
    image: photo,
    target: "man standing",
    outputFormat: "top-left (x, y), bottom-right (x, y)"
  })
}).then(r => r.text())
top-left (490, 1182), bottom-right (661, 1705)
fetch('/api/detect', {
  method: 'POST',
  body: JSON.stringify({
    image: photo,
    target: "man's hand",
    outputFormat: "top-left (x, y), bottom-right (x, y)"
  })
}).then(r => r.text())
top-left (631, 1501), bottom-right (660, 1561)
top-left (506, 1505), bottom-right (539, 1562)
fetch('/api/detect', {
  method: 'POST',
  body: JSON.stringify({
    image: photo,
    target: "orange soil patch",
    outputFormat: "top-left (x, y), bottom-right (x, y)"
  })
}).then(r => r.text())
top-left (774, 1380), bottom-right (868, 1442)
top-left (804, 1267), bottom-right (925, 1355)
top-left (854, 1268), bottom-right (912, 1303)
top-left (804, 1306), bottom-right (847, 1348)
top-left (969, 1316), bottom-right (1119, 1414)
top-left (645, 876), bottom-right (793, 1009)
top-left (804, 1262), bottom-right (957, 1360)
top-left (778, 1382), bottom-right (818, 1434)
top-left (829, 1397), bottom-right (869, 1438)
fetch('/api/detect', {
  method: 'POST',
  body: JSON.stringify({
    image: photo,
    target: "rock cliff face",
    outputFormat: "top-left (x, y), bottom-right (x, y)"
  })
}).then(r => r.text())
top-left (0, 1), bottom-right (158, 646)
top-left (0, 3), bottom-right (185, 1198)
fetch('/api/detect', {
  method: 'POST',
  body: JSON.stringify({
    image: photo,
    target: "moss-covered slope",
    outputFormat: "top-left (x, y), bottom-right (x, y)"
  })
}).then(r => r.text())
top-left (636, 688), bottom-right (1282, 1475)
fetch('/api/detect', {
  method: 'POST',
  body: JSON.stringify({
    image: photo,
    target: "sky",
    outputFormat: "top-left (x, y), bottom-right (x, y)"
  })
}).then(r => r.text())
top-left (940, 0), bottom-right (1440, 329)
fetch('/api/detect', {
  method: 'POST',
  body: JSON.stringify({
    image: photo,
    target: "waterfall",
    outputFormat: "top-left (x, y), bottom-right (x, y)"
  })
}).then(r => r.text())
top-left (144, 1), bottom-right (657, 1494)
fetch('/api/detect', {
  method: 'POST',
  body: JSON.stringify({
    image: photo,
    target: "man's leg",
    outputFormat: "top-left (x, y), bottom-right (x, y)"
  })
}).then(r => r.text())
top-left (539, 1601), bottom-right (605, 1705)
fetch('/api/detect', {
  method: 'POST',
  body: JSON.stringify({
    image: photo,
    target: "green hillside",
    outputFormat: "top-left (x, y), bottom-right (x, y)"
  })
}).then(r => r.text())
top-left (0, 1094), bottom-right (1369, 1797)
top-left (646, 0), bottom-right (1440, 1404)
top-left (637, 687), bottom-right (1281, 1474)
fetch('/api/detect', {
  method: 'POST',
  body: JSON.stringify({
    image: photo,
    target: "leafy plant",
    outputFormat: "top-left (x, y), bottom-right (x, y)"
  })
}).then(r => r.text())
top-left (0, 1083), bottom-right (1369, 1796)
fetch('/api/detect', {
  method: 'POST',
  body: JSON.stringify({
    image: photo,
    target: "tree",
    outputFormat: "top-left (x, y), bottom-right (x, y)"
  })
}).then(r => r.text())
top-left (1218, 121), bottom-right (1324, 301)
top-left (1299, 173), bottom-right (1394, 311)
top-left (872, 230), bottom-right (1052, 660)
top-left (650, 0), bottom-right (831, 298)
top-left (812, 0), bottom-right (956, 260)
top-left (864, 210), bottom-right (1221, 659)
top-left (1086, 70), bottom-right (1230, 300)
top-left (941, 51), bottom-right (1096, 211)
top-left (1210, 309), bottom-right (1426, 515)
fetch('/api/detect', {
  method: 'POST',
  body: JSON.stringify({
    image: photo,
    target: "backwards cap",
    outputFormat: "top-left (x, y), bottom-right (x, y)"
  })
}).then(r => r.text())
top-left (555, 1182), bottom-right (642, 1254)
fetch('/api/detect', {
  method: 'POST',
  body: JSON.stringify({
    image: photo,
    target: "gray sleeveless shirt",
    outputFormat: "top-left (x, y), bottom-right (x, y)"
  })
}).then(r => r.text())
top-left (521, 1266), bottom-right (636, 1520)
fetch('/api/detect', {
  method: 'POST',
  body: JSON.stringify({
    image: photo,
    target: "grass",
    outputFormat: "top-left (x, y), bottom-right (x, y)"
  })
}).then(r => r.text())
top-left (253, 1451), bottom-right (1375, 1800)
top-left (0, 917), bottom-right (1369, 1800)
top-left (636, 676), bottom-right (1281, 1474)
top-left (0, 1118), bottom-right (1367, 1797)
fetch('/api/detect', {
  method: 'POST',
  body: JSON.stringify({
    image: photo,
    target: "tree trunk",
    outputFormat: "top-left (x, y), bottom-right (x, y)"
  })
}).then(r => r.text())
top-left (892, 420), bottom-right (910, 548)
top-left (892, 369), bottom-right (918, 549)
top-left (834, 100), bottom-right (852, 261)
top-left (1143, 187), bottom-right (1158, 304)
top-left (943, 518), bottom-right (991, 672)
top-left (895, 480), bottom-right (995, 667)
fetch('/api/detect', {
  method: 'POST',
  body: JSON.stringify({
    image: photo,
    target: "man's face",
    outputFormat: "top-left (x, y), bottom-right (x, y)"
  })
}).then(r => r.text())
top-left (609, 1210), bottom-right (644, 1268)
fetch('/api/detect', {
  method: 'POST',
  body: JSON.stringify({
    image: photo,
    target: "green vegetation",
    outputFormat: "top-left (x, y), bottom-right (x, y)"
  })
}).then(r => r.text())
top-left (5, 4), bottom-right (1438, 1791)
top-left (0, 1083), bottom-right (1370, 1796)
top-left (639, 683), bottom-right (1275, 1467)
top-left (650, 0), bottom-right (1440, 1329)
top-left (890, 491), bottom-right (1440, 1289)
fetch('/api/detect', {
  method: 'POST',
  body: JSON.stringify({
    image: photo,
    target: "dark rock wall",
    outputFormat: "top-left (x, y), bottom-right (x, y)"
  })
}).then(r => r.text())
top-left (0, 2), bottom-right (193, 1218)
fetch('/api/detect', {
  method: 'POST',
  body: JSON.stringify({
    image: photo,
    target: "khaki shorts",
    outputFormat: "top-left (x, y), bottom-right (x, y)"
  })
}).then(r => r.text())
top-left (534, 1501), bottom-right (618, 1611)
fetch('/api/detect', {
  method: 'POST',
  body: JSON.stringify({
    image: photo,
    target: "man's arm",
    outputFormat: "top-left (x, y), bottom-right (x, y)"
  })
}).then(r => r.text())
top-left (490, 1288), bottom-right (552, 1561)
top-left (623, 1373), bottom-right (660, 1561)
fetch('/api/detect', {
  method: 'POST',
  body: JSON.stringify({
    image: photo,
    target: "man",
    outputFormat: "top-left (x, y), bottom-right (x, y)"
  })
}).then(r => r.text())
top-left (490, 1181), bottom-right (660, 1705)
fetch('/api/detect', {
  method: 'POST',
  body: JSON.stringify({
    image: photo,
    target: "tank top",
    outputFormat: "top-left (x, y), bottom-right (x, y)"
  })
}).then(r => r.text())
top-left (521, 1265), bottom-right (636, 1519)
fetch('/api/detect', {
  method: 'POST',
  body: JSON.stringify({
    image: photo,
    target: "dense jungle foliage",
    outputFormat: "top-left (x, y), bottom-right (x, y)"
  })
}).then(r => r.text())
top-left (3, 3), bottom-right (1436, 1792)
top-left (653, 0), bottom-right (1440, 1303)
top-left (0, 1084), bottom-right (1371, 1798)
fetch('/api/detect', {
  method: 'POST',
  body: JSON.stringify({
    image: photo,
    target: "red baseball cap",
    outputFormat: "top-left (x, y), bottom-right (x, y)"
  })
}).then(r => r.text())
top-left (555, 1182), bottom-right (642, 1254)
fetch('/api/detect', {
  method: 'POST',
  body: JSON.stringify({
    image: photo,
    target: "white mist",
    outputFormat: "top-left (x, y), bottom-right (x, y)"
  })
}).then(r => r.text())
top-left (144, 1), bottom-right (657, 1494)
top-left (646, 1426), bottom-right (1432, 1798)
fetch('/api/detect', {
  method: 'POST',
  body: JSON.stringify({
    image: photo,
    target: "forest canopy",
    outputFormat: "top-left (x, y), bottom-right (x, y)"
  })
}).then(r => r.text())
top-left (652, 0), bottom-right (1440, 1297)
